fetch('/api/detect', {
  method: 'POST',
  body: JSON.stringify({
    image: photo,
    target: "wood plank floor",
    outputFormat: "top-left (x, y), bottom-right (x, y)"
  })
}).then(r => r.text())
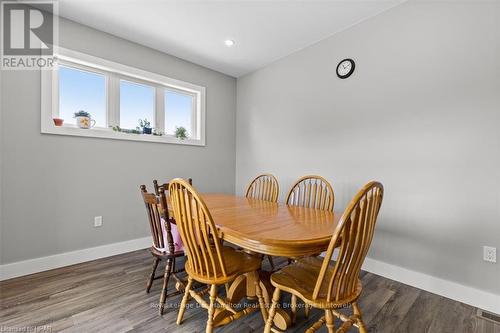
top-left (0, 249), bottom-right (498, 333)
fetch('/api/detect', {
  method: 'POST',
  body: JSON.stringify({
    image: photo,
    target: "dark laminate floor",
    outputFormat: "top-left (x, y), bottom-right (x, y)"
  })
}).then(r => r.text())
top-left (0, 249), bottom-right (498, 333)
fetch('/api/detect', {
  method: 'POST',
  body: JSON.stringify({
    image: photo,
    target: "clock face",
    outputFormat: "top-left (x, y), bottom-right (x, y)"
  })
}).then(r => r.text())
top-left (336, 59), bottom-right (355, 79)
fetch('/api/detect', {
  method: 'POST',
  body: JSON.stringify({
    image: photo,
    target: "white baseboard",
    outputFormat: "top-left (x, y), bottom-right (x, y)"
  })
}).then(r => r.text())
top-left (362, 257), bottom-right (500, 315)
top-left (0, 236), bottom-right (151, 281)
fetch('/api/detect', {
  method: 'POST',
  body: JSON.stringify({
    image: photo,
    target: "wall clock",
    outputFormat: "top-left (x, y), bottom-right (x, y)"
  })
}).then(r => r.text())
top-left (336, 58), bottom-right (355, 79)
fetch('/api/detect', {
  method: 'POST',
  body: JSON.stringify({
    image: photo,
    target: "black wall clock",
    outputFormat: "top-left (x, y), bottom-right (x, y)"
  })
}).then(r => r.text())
top-left (336, 58), bottom-right (355, 79)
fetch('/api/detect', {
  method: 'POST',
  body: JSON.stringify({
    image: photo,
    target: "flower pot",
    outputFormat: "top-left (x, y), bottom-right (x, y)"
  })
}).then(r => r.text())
top-left (53, 118), bottom-right (64, 126)
top-left (143, 127), bottom-right (152, 134)
top-left (75, 116), bottom-right (96, 129)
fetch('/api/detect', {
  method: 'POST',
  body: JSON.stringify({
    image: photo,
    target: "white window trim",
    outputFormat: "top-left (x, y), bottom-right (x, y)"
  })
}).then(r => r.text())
top-left (41, 47), bottom-right (206, 146)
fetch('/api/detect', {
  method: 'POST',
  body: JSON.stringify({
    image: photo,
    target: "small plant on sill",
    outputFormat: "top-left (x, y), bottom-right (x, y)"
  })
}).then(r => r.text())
top-left (175, 126), bottom-right (188, 140)
top-left (111, 126), bottom-right (141, 134)
top-left (74, 110), bottom-right (91, 118)
top-left (73, 110), bottom-right (95, 129)
top-left (138, 118), bottom-right (152, 134)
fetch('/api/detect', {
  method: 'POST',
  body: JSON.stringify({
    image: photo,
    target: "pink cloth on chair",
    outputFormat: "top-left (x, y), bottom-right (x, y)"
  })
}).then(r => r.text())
top-left (153, 218), bottom-right (184, 253)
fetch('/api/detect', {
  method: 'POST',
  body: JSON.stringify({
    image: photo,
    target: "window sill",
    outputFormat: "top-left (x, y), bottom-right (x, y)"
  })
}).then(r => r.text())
top-left (41, 123), bottom-right (205, 146)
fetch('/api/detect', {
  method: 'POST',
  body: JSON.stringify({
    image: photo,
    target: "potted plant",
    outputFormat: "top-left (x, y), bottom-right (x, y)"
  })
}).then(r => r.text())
top-left (175, 126), bottom-right (188, 140)
top-left (138, 118), bottom-right (152, 134)
top-left (74, 110), bottom-right (95, 129)
top-left (53, 118), bottom-right (64, 126)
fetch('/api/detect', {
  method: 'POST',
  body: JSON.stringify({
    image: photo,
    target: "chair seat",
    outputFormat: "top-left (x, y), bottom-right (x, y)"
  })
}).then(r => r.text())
top-left (270, 256), bottom-right (362, 308)
top-left (150, 246), bottom-right (184, 258)
top-left (186, 246), bottom-right (262, 284)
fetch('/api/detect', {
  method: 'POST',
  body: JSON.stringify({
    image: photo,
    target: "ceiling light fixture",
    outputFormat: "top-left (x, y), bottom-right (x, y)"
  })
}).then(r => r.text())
top-left (224, 39), bottom-right (235, 47)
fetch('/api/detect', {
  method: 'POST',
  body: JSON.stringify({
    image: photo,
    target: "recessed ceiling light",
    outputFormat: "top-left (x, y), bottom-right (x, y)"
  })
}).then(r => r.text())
top-left (224, 39), bottom-right (235, 47)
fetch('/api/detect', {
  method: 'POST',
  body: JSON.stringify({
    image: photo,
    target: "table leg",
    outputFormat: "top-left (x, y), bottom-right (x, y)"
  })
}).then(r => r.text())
top-left (226, 271), bottom-right (291, 330)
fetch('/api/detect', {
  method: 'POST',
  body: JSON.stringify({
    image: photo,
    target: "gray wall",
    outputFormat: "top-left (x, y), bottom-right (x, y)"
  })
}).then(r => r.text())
top-left (0, 18), bottom-right (236, 264)
top-left (236, 1), bottom-right (500, 294)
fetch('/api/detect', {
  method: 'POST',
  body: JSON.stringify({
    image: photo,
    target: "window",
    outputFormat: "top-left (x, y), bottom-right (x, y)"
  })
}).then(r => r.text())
top-left (41, 48), bottom-right (206, 146)
top-left (165, 90), bottom-right (194, 136)
top-left (120, 80), bottom-right (155, 130)
top-left (59, 66), bottom-right (106, 128)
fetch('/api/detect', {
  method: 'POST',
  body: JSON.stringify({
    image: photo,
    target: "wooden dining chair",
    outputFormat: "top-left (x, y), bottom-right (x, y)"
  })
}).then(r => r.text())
top-left (285, 175), bottom-right (335, 322)
top-left (245, 174), bottom-right (279, 202)
top-left (169, 178), bottom-right (267, 333)
top-left (153, 178), bottom-right (192, 196)
top-left (245, 174), bottom-right (279, 270)
top-left (286, 175), bottom-right (334, 212)
top-left (140, 185), bottom-right (185, 315)
top-left (264, 181), bottom-right (384, 333)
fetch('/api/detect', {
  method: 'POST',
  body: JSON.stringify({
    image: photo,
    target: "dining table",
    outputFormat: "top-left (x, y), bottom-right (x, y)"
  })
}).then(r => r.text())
top-left (169, 193), bottom-right (341, 330)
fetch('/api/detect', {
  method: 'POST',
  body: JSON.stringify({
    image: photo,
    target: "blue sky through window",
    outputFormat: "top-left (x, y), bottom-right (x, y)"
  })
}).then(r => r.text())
top-left (165, 90), bottom-right (193, 136)
top-left (120, 80), bottom-right (155, 130)
top-left (59, 66), bottom-right (106, 127)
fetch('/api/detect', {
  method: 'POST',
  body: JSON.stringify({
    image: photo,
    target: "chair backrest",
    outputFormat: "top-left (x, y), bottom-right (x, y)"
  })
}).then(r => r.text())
top-left (168, 178), bottom-right (228, 280)
top-left (245, 174), bottom-right (279, 202)
top-left (313, 181), bottom-right (384, 302)
top-left (153, 178), bottom-right (192, 196)
top-left (140, 185), bottom-right (175, 254)
top-left (286, 175), bottom-right (334, 211)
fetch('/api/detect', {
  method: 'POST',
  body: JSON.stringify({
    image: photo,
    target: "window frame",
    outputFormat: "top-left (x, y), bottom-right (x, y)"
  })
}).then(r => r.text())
top-left (56, 62), bottom-right (109, 129)
top-left (41, 48), bottom-right (206, 146)
top-left (164, 87), bottom-right (197, 138)
top-left (118, 77), bottom-right (157, 131)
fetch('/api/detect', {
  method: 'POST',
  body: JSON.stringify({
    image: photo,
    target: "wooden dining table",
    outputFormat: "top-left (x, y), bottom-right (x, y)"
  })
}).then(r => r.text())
top-left (169, 193), bottom-right (341, 330)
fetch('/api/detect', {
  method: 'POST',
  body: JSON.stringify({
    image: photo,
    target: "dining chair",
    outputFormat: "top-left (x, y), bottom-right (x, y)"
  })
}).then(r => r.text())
top-left (245, 174), bottom-right (279, 270)
top-left (285, 175), bottom-right (335, 322)
top-left (169, 178), bottom-right (267, 333)
top-left (153, 177), bottom-right (193, 196)
top-left (140, 185), bottom-right (185, 315)
top-left (286, 175), bottom-right (334, 211)
top-left (264, 181), bottom-right (384, 333)
top-left (245, 174), bottom-right (279, 202)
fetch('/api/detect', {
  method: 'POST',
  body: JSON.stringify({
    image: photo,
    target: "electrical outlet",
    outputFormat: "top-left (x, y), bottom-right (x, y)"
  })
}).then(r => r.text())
top-left (483, 246), bottom-right (496, 263)
top-left (94, 216), bottom-right (103, 227)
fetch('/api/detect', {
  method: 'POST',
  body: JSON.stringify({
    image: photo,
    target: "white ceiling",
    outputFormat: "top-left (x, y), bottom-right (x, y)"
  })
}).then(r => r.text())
top-left (57, 0), bottom-right (404, 77)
